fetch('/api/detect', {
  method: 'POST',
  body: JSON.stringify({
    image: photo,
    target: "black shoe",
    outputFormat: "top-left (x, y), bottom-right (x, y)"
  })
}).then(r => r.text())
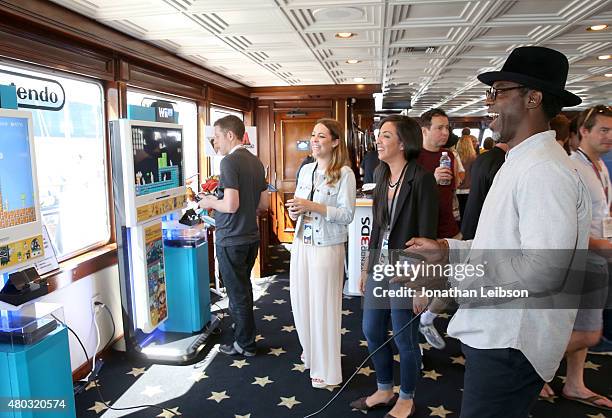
top-left (219, 342), bottom-right (256, 357)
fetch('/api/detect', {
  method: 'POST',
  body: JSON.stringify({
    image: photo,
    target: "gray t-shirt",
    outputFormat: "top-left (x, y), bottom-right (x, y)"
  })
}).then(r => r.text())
top-left (215, 147), bottom-right (267, 246)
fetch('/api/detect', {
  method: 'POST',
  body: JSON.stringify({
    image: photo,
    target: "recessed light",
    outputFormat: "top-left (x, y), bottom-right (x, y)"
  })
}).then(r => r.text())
top-left (587, 24), bottom-right (608, 31)
top-left (335, 32), bottom-right (356, 39)
top-left (605, 73), bottom-right (612, 78)
top-left (353, 77), bottom-right (365, 82)
top-left (598, 54), bottom-right (612, 60)
top-left (346, 59), bottom-right (361, 64)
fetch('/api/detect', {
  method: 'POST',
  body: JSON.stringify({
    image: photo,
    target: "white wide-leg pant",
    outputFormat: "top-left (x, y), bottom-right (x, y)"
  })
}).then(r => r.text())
top-left (290, 239), bottom-right (345, 386)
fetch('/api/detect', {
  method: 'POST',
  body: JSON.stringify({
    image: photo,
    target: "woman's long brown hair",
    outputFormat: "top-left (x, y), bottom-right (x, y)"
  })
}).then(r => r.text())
top-left (315, 118), bottom-right (349, 185)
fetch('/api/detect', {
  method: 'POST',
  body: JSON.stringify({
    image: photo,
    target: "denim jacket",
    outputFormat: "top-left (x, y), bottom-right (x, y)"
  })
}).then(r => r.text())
top-left (292, 163), bottom-right (356, 246)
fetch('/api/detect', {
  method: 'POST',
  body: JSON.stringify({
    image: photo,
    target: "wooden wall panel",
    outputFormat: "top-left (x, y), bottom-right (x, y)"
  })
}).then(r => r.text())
top-left (128, 64), bottom-right (206, 100)
top-left (209, 86), bottom-right (252, 111)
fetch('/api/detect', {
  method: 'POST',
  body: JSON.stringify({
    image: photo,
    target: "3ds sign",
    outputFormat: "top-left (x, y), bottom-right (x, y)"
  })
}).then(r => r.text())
top-left (0, 69), bottom-right (65, 111)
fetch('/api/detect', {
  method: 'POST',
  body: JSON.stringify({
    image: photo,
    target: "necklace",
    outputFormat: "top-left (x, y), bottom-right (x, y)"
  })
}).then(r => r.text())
top-left (388, 178), bottom-right (400, 188)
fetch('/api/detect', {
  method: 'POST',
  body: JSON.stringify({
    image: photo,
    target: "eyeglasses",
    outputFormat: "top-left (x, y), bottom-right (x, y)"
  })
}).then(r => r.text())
top-left (583, 105), bottom-right (612, 127)
top-left (485, 85), bottom-right (525, 101)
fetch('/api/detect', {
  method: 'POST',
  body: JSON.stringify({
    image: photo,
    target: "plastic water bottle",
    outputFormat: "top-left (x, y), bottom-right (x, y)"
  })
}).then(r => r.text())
top-left (438, 152), bottom-right (451, 186)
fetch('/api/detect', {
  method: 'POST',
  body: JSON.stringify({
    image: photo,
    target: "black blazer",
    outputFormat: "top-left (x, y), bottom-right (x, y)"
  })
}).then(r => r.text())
top-left (368, 160), bottom-right (439, 271)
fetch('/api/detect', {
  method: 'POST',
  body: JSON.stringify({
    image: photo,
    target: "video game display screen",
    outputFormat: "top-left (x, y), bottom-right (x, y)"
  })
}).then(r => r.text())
top-left (0, 116), bottom-right (37, 229)
top-left (131, 126), bottom-right (183, 197)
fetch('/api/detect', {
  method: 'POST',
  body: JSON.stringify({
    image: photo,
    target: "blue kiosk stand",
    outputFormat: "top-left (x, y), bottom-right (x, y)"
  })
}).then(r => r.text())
top-left (0, 315), bottom-right (76, 418)
top-left (0, 85), bottom-right (76, 417)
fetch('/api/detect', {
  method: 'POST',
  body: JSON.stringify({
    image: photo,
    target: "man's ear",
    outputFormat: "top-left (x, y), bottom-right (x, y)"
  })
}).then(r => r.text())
top-left (527, 91), bottom-right (543, 108)
top-left (579, 126), bottom-right (589, 139)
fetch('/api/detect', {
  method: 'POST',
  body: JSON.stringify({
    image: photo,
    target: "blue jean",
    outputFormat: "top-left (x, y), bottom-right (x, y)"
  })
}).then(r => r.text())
top-left (362, 305), bottom-right (421, 400)
top-left (216, 242), bottom-right (259, 352)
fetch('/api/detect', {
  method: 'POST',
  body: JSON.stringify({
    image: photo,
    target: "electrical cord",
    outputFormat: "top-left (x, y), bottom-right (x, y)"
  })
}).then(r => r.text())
top-left (52, 313), bottom-right (179, 416)
top-left (302, 303), bottom-right (429, 418)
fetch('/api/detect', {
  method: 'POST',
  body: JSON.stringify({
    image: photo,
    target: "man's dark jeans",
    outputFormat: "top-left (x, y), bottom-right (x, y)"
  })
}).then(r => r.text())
top-left (216, 242), bottom-right (259, 353)
top-left (460, 343), bottom-right (544, 418)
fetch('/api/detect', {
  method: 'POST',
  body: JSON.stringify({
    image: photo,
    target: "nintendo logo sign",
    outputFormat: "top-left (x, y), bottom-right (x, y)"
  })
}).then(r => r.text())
top-left (0, 69), bottom-right (65, 111)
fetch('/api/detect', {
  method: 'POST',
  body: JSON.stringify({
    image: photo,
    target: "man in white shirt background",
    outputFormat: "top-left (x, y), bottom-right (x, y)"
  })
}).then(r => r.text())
top-left (405, 46), bottom-right (590, 418)
top-left (542, 105), bottom-right (612, 410)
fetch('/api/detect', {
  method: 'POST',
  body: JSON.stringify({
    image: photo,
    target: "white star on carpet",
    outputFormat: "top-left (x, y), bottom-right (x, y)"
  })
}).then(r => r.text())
top-left (450, 356), bottom-right (465, 365)
top-left (235, 414), bottom-right (251, 418)
top-left (190, 371), bottom-right (209, 382)
top-left (428, 405), bottom-right (452, 417)
top-left (340, 327), bottom-right (350, 335)
top-left (539, 395), bottom-right (558, 403)
top-left (587, 414), bottom-right (607, 418)
top-left (556, 375), bottom-right (567, 383)
top-left (281, 325), bottom-right (296, 332)
top-left (230, 359), bottom-right (250, 369)
top-left (358, 366), bottom-right (375, 376)
top-left (141, 385), bottom-right (163, 397)
top-left (393, 385), bottom-right (400, 394)
top-left (278, 396), bottom-right (301, 409)
top-left (269, 347), bottom-right (287, 356)
top-left (351, 408), bottom-right (368, 414)
top-left (394, 354), bottom-right (400, 363)
top-left (88, 401), bottom-right (108, 414)
top-left (273, 299), bottom-right (286, 304)
top-left (253, 306), bottom-right (259, 310)
top-left (282, 286), bottom-right (290, 291)
top-left (252, 376), bottom-right (274, 387)
top-left (419, 343), bottom-right (432, 351)
top-left (423, 369), bottom-right (442, 380)
top-left (85, 380), bottom-right (99, 391)
top-left (584, 361), bottom-right (600, 370)
top-left (324, 384), bottom-right (340, 392)
top-left (126, 367), bottom-right (146, 377)
top-left (388, 330), bottom-right (394, 336)
top-left (208, 391), bottom-right (230, 403)
top-left (255, 334), bottom-right (265, 342)
top-left (359, 340), bottom-right (368, 347)
top-left (157, 407), bottom-right (181, 417)
top-left (342, 309), bottom-right (353, 316)
top-left (262, 315), bottom-right (277, 321)
top-left (292, 363), bottom-right (306, 372)
top-left (437, 313), bottom-right (451, 319)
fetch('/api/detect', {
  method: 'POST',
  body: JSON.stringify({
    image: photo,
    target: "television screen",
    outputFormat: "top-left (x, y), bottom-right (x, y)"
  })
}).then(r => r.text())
top-left (0, 116), bottom-right (37, 229)
top-left (131, 125), bottom-right (183, 197)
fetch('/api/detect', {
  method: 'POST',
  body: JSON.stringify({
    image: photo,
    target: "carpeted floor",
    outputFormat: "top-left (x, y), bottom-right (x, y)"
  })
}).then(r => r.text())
top-left (75, 245), bottom-right (611, 418)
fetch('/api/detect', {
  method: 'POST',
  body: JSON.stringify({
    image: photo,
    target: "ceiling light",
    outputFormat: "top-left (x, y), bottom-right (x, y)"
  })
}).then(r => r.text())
top-left (346, 59), bottom-right (361, 64)
top-left (605, 73), bottom-right (612, 78)
top-left (587, 24), bottom-right (608, 31)
top-left (597, 54), bottom-right (612, 60)
top-left (335, 32), bottom-right (356, 39)
top-left (353, 77), bottom-right (365, 82)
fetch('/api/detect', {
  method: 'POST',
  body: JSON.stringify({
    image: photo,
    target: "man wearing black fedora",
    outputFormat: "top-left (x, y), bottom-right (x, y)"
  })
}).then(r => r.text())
top-left (405, 46), bottom-right (591, 417)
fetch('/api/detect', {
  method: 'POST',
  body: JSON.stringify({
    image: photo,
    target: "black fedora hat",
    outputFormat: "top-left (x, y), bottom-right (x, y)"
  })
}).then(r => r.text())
top-left (477, 46), bottom-right (582, 107)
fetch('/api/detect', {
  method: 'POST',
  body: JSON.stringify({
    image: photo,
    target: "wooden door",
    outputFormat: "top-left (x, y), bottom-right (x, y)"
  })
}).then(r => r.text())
top-left (273, 110), bottom-right (331, 242)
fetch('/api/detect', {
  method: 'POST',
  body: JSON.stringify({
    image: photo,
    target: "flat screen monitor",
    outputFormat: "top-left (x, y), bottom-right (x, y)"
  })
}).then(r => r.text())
top-left (0, 109), bottom-right (43, 273)
top-left (111, 119), bottom-right (186, 226)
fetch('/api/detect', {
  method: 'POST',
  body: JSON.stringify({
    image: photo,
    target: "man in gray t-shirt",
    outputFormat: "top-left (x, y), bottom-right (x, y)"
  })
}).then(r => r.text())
top-left (199, 115), bottom-right (268, 357)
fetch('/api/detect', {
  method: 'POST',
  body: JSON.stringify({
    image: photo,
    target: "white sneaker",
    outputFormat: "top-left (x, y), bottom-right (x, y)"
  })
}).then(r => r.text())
top-left (419, 323), bottom-right (446, 350)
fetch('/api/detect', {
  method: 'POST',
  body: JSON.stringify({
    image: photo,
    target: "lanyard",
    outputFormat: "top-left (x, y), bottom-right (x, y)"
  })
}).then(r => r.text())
top-left (577, 148), bottom-right (609, 207)
top-left (387, 163), bottom-right (409, 231)
top-left (307, 163), bottom-right (319, 202)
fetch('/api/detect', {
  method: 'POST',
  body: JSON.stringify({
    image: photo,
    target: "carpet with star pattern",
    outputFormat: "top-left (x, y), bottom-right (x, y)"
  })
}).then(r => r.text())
top-left (75, 245), bottom-right (611, 418)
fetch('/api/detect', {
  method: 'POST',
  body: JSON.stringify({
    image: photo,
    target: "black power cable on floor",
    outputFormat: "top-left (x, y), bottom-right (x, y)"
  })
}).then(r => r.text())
top-left (302, 303), bottom-right (429, 418)
top-left (52, 312), bottom-right (180, 417)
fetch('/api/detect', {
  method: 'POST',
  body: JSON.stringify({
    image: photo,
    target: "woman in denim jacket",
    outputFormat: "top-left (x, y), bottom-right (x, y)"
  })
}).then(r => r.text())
top-left (286, 118), bottom-right (356, 388)
top-left (350, 115), bottom-right (438, 417)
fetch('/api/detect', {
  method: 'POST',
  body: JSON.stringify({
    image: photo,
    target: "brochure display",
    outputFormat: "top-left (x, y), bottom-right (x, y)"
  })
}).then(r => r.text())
top-left (345, 198), bottom-right (373, 296)
top-left (0, 109), bottom-right (43, 274)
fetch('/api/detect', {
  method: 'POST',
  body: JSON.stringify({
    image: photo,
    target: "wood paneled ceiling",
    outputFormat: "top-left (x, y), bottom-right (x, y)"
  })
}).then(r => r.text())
top-left (50, 0), bottom-right (611, 115)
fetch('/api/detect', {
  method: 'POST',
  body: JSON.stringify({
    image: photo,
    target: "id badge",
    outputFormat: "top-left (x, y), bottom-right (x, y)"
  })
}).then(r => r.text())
top-left (603, 217), bottom-right (612, 238)
top-left (303, 223), bottom-right (313, 245)
top-left (379, 231), bottom-right (390, 264)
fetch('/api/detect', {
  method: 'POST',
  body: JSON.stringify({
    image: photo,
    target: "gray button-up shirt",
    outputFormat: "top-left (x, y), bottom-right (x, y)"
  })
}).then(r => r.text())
top-left (446, 130), bottom-right (591, 381)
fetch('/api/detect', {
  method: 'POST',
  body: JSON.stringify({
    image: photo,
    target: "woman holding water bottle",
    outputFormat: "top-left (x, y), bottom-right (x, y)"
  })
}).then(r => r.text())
top-left (351, 115), bottom-right (438, 417)
top-left (286, 118), bottom-right (356, 389)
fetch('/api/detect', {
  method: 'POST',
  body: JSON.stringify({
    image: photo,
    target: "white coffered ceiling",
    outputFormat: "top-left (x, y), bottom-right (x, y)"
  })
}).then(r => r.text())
top-left (51, 0), bottom-right (611, 115)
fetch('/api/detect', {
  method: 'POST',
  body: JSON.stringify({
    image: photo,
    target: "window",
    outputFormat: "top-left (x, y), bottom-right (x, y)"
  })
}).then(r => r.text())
top-left (210, 106), bottom-right (244, 175)
top-left (127, 90), bottom-right (198, 185)
top-left (0, 62), bottom-right (110, 260)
